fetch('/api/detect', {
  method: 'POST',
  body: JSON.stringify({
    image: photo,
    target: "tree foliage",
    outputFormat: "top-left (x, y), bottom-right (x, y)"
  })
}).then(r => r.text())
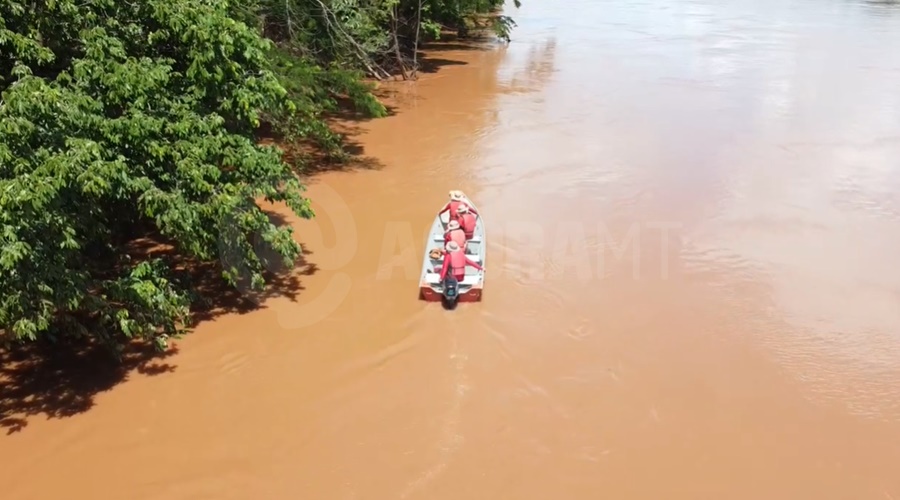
top-left (0, 0), bottom-right (518, 354)
top-left (1, 0), bottom-right (312, 351)
top-left (246, 0), bottom-right (521, 79)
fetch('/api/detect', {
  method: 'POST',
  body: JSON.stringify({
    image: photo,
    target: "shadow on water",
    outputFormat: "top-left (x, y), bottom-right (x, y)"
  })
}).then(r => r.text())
top-left (256, 120), bottom-right (386, 179)
top-left (0, 339), bottom-right (179, 434)
top-left (0, 211), bottom-right (316, 433)
top-left (317, 121), bottom-right (385, 174)
top-left (416, 55), bottom-right (471, 74)
top-left (415, 33), bottom-right (504, 74)
top-left (189, 209), bottom-right (317, 324)
top-left (422, 42), bottom-right (493, 52)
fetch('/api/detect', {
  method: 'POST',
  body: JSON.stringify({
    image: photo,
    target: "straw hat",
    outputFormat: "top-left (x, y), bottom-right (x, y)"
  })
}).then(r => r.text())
top-left (449, 190), bottom-right (465, 201)
top-left (447, 220), bottom-right (460, 230)
top-left (445, 241), bottom-right (461, 252)
top-left (456, 204), bottom-right (469, 214)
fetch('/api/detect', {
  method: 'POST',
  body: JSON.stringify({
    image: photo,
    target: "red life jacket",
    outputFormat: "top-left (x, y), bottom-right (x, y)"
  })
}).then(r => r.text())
top-left (448, 200), bottom-right (472, 220)
top-left (448, 250), bottom-right (467, 276)
top-left (459, 213), bottom-right (477, 237)
top-left (445, 228), bottom-right (466, 247)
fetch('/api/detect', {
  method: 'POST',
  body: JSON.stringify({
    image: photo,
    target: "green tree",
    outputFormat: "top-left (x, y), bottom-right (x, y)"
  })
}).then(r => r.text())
top-left (0, 0), bottom-right (516, 355)
top-left (244, 0), bottom-right (520, 80)
top-left (0, 0), bottom-right (327, 351)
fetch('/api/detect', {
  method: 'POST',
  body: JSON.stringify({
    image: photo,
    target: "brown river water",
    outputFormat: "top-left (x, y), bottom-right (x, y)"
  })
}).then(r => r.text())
top-left (4, 0), bottom-right (900, 498)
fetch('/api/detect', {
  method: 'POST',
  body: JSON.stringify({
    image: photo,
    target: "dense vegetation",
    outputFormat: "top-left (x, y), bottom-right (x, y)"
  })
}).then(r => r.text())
top-left (0, 0), bottom-right (518, 354)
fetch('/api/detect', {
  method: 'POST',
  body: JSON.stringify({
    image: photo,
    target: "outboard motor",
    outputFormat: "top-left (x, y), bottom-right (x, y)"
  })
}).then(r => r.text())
top-left (442, 275), bottom-right (460, 303)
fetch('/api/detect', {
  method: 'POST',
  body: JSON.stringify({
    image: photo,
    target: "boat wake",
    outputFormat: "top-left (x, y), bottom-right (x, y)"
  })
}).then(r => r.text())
top-left (398, 331), bottom-right (469, 499)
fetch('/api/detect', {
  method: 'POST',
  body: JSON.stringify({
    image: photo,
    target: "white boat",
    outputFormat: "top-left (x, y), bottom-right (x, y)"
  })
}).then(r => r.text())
top-left (418, 195), bottom-right (485, 303)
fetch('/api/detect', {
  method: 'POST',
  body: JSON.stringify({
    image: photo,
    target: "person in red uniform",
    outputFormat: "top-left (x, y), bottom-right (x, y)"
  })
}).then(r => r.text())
top-left (439, 241), bottom-right (483, 282)
top-left (444, 220), bottom-right (467, 249)
top-left (438, 190), bottom-right (478, 222)
top-left (457, 204), bottom-right (478, 240)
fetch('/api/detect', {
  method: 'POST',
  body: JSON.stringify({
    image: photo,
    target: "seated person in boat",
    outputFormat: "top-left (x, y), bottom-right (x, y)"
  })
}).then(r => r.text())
top-left (457, 204), bottom-right (477, 240)
top-left (438, 190), bottom-right (478, 222)
top-left (439, 241), bottom-right (483, 283)
top-left (444, 220), bottom-right (467, 249)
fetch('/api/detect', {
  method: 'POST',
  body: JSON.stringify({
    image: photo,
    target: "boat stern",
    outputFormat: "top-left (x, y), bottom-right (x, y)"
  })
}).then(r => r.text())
top-left (418, 281), bottom-right (483, 302)
top-left (460, 283), bottom-right (483, 302)
top-left (419, 283), bottom-right (442, 302)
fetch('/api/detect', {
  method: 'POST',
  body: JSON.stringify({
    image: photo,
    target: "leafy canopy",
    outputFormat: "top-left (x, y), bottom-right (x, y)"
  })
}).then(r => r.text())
top-left (0, 0), bottom-right (518, 354)
top-left (0, 0), bottom-right (314, 350)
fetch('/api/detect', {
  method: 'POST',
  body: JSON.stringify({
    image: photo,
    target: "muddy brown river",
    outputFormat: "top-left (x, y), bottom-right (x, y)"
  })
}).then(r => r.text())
top-left (4, 0), bottom-right (900, 498)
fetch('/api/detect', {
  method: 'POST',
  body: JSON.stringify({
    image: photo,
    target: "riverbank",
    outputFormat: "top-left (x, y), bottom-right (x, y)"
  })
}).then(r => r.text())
top-left (0, 35), bottom-right (515, 498)
top-left (6, 0), bottom-right (900, 497)
top-left (0, 33), bottom-right (505, 430)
